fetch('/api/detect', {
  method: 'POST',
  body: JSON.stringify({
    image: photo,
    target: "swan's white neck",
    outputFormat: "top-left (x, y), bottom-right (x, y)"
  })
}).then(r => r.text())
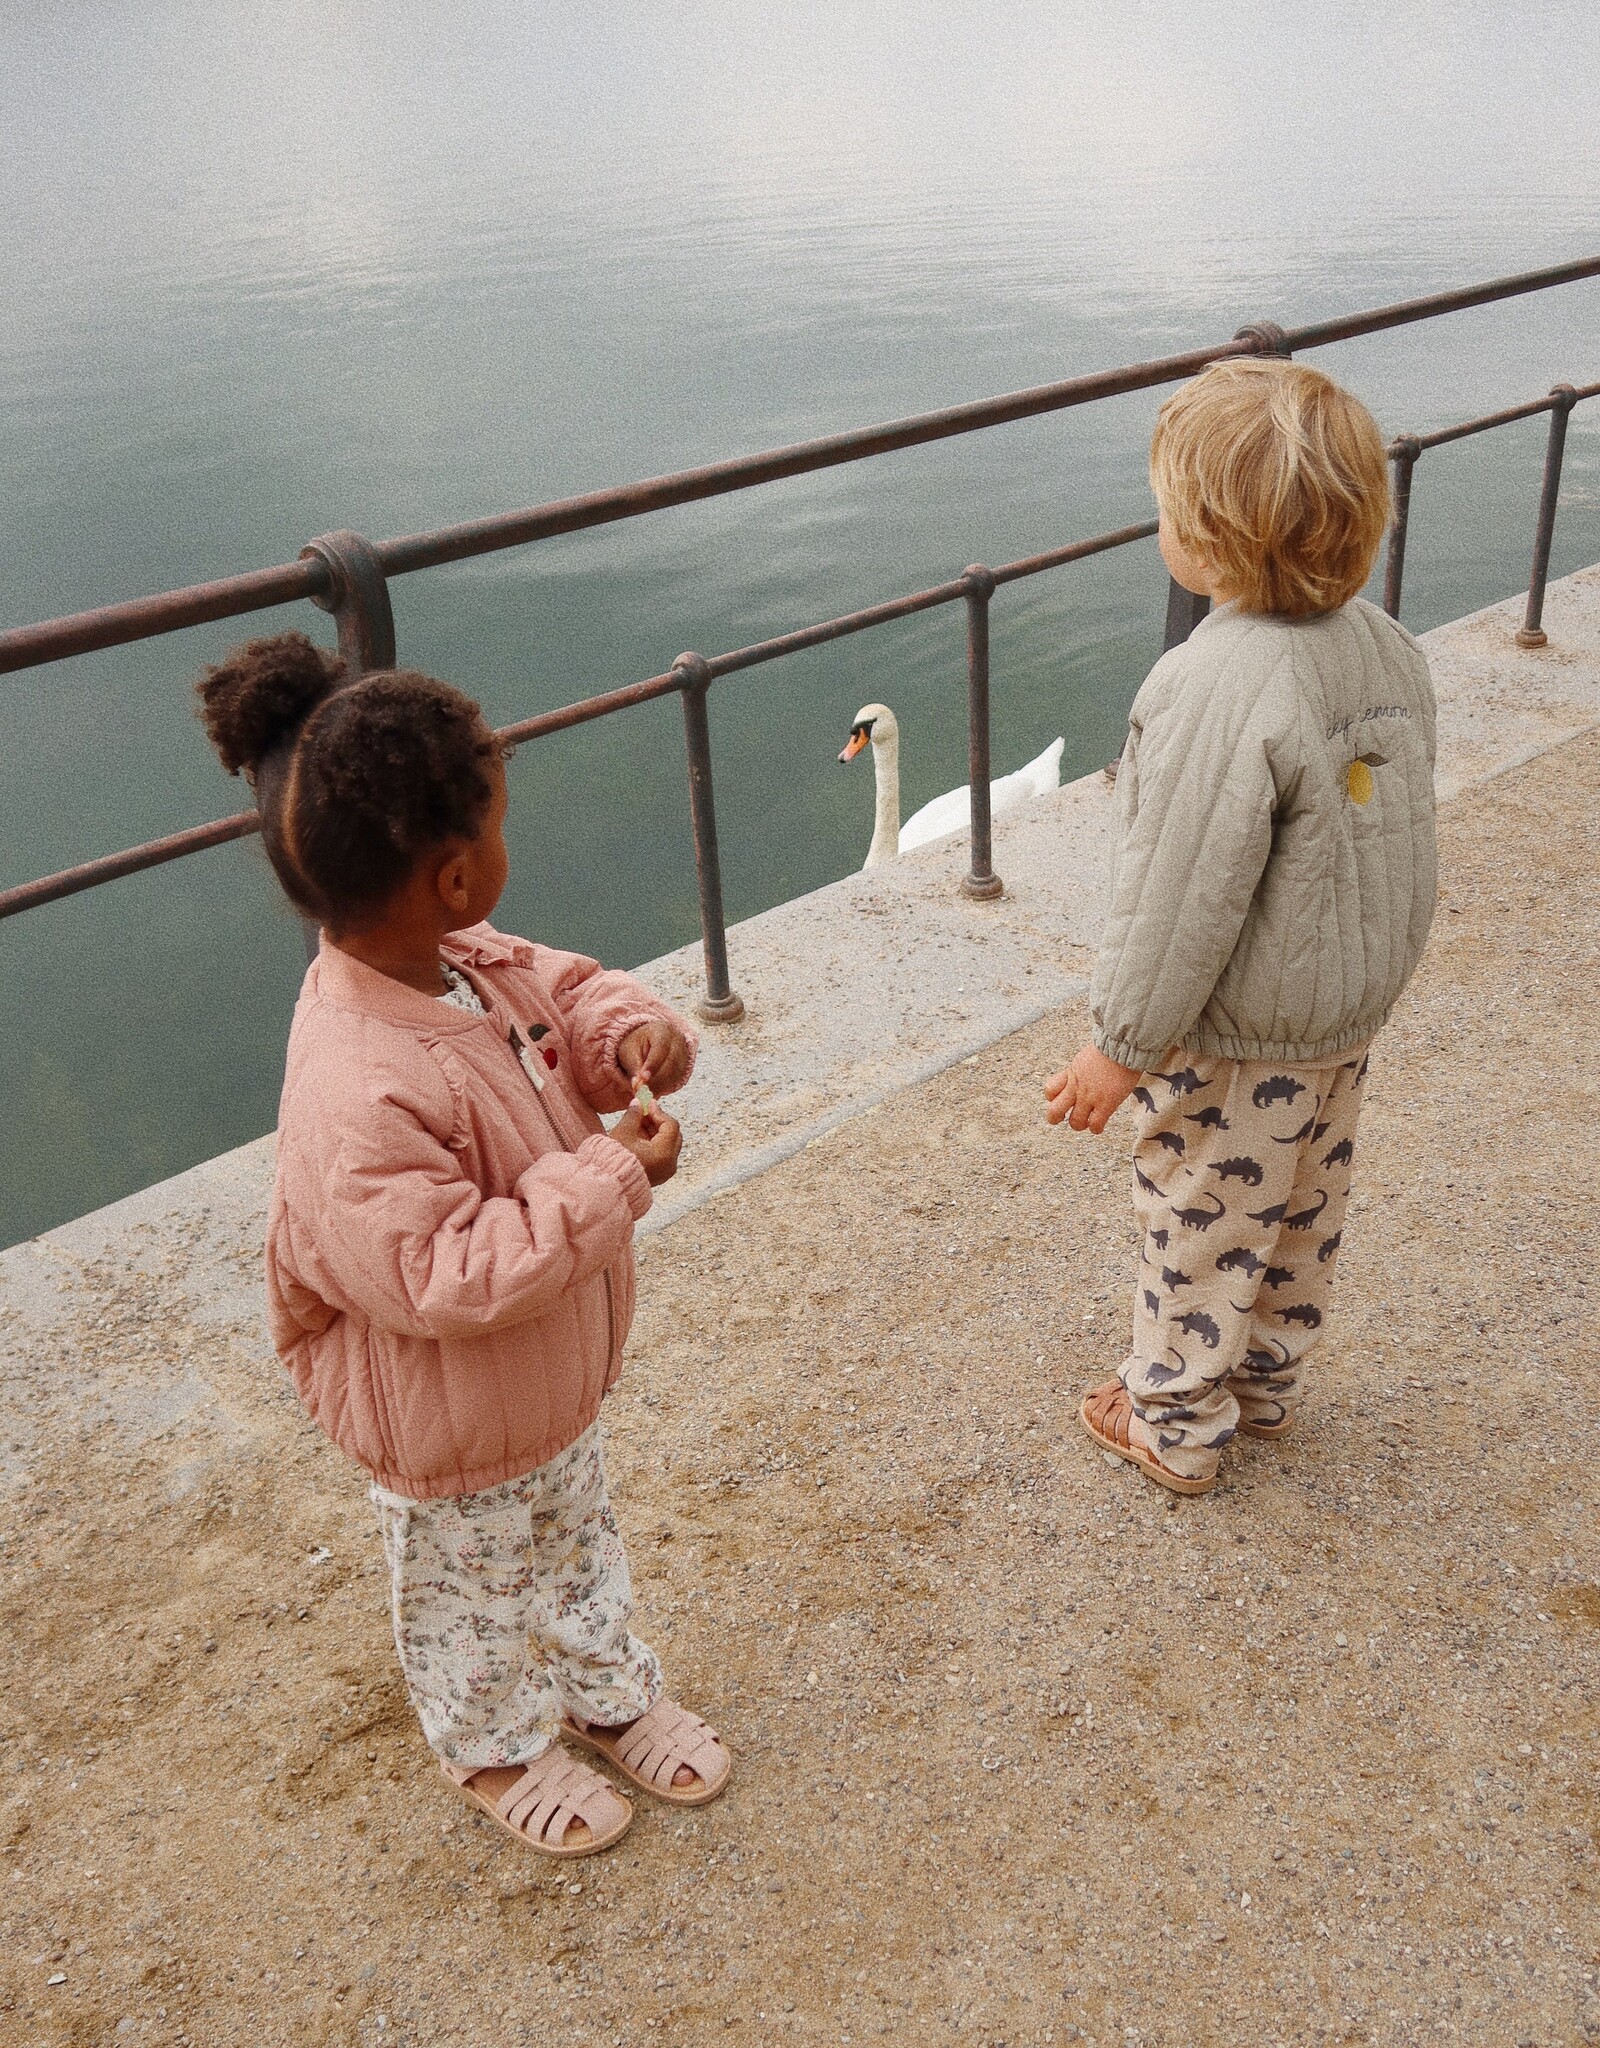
top-left (866, 727), bottom-right (900, 867)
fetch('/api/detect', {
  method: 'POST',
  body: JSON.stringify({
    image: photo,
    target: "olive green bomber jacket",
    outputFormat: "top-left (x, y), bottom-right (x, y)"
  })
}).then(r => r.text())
top-left (1089, 597), bottom-right (1437, 1074)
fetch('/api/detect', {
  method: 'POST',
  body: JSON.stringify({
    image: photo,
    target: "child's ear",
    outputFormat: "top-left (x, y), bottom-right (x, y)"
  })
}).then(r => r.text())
top-left (434, 850), bottom-right (472, 916)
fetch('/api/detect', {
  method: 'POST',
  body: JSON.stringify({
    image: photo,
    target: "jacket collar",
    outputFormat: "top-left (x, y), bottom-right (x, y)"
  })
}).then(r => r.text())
top-left (310, 921), bottom-right (528, 1035)
top-left (443, 922), bottom-right (536, 971)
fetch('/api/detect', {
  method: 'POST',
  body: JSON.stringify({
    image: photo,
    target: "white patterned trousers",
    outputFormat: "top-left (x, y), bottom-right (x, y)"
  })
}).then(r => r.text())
top-left (372, 1423), bottom-right (662, 1771)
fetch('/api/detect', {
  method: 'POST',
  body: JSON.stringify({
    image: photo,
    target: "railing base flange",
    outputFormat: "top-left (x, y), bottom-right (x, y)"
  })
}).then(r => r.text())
top-left (1514, 626), bottom-right (1549, 648)
top-left (696, 992), bottom-right (746, 1024)
top-left (960, 872), bottom-right (1005, 902)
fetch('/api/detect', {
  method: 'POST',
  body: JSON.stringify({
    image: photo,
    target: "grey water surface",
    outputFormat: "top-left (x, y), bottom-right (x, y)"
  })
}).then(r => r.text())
top-left (2, 0), bottom-right (1598, 1246)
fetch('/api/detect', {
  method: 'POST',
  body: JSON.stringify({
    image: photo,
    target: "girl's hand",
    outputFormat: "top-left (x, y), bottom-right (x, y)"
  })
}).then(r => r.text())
top-left (611, 1105), bottom-right (682, 1185)
top-left (617, 1020), bottom-right (693, 1097)
top-left (1044, 1045), bottom-right (1142, 1135)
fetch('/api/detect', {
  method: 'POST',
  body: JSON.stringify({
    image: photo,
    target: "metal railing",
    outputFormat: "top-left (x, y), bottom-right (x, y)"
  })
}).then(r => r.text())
top-left (2, 255), bottom-right (1597, 1021)
top-left (1383, 378), bottom-right (1600, 635)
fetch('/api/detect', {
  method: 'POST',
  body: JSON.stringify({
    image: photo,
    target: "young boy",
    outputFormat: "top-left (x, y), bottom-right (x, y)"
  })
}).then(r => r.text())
top-left (1046, 358), bottom-right (1436, 1496)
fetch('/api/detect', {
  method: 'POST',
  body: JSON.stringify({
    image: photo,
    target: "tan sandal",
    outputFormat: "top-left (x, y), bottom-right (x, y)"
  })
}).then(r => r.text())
top-left (443, 1746), bottom-right (632, 1857)
top-left (565, 1699), bottom-right (732, 1807)
top-left (1079, 1378), bottom-right (1217, 1496)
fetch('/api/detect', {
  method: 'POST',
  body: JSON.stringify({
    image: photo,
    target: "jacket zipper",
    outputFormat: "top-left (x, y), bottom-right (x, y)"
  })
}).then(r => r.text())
top-left (506, 1021), bottom-right (623, 1380)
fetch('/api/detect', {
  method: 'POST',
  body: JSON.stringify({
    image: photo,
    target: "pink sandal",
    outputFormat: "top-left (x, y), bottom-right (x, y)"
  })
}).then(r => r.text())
top-left (1079, 1378), bottom-right (1217, 1496)
top-left (565, 1699), bottom-right (732, 1807)
top-left (443, 1747), bottom-right (633, 1857)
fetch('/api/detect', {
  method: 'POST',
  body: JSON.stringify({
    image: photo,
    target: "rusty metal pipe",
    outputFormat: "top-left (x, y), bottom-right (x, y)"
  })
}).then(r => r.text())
top-left (0, 559), bottom-right (329, 678)
top-left (990, 519), bottom-right (1158, 586)
top-left (1398, 376), bottom-right (1599, 456)
top-left (1277, 255), bottom-right (1600, 352)
top-left (1415, 391), bottom-right (1562, 452)
top-left (0, 343), bottom-right (1582, 933)
top-left (371, 349), bottom-right (1252, 581)
top-left (1383, 438), bottom-right (1422, 620)
top-left (960, 568), bottom-right (1003, 902)
top-left (497, 669), bottom-right (683, 747)
top-left (706, 522), bottom-right (1163, 680)
top-left (5, 262), bottom-right (1593, 681)
top-left (709, 577), bottom-right (973, 679)
top-left (0, 811), bottom-right (261, 921)
top-left (1517, 386), bottom-right (1579, 648)
top-left (364, 258), bottom-right (1598, 578)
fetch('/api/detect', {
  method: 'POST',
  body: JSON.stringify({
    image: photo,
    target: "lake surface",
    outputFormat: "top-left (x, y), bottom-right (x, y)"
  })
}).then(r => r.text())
top-left (2, 1), bottom-right (1598, 1247)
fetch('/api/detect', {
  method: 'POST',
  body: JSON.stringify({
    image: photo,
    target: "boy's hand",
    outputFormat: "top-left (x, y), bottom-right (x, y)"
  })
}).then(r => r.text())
top-left (611, 1105), bottom-right (682, 1185)
top-left (617, 1020), bottom-right (693, 1096)
top-left (1044, 1044), bottom-right (1143, 1135)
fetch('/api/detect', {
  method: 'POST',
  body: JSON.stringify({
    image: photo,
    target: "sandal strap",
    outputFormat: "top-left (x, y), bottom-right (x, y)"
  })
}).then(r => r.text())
top-left (606, 1700), bottom-right (726, 1791)
top-left (449, 1749), bottom-right (625, 1846)
top-left (1085, 1377), bottom-right (1135, 1448)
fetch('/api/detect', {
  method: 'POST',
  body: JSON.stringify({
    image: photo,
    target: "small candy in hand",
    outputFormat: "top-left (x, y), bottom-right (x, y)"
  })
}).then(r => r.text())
top-left (632, 1079), bottom-right (658, 1119)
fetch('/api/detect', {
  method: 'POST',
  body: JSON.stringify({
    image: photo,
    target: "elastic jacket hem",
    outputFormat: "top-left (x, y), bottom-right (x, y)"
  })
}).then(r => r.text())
top-left (1093, 1012), bottom-right (1387, 1075)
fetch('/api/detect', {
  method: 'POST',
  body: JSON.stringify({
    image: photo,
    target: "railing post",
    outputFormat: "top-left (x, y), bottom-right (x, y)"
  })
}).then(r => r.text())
top-left (299, 529), bottom-right (397, 674)
top-left (296, 529), bottom-right (398, 956)
top-left (1383, 437), bottom-right (1421, 621)
top-left (960, 565), bottom-right (1003, 902)
top-left (1516, 384), bottom-right (1578, 648)
top-left (1114, 565), bottom-right (1209, 785)
top-left (1163, 579), bottom-right (1211, 651)
top-left (1234, 320), bottom-right (1293, 359)
top-left (673, 653), bottom-right (745, 1024)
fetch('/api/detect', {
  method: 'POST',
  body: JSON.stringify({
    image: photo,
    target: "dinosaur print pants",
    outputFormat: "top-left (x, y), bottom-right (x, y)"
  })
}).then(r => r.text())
top-left (1121, 1049), bottom-right (1367, 1480)
top-left (371, 1423), bottom-right (662, 1771)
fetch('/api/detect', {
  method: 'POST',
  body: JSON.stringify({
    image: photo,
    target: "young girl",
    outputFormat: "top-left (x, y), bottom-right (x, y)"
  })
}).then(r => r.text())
top-left (1046, 359), bottom-right (1437, 1495)
top-left (197, 633), bottom-right (730, 1856)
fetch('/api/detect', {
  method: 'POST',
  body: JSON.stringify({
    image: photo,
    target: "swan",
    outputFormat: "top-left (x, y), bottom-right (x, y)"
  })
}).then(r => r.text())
top-left (838, 702), bottom-right (1065, 869)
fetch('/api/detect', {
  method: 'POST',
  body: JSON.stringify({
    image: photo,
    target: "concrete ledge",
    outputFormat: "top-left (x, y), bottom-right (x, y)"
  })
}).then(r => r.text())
top-left (1427, 563), bottom-right (1600, 801)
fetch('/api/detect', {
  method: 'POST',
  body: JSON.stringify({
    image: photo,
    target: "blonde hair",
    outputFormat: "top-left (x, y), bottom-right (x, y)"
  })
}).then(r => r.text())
top-left (1149, 358), bottom-right (1391, 617)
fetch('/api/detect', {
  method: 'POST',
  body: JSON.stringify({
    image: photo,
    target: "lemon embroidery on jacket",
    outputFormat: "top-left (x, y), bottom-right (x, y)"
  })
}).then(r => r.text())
top-left (1345, 751), bottom-right (1387, 805)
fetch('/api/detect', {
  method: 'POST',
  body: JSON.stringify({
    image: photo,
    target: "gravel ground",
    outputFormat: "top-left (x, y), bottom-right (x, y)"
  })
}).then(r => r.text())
top-left (2, 730), bottom-right (1597, 2048)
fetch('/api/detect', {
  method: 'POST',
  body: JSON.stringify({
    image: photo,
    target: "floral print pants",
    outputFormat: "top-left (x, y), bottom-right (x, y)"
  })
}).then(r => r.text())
top-left (371, 1423), bottom-right (662, 1771)
top-left (1122, 1048), bottom-right (1367, 1480)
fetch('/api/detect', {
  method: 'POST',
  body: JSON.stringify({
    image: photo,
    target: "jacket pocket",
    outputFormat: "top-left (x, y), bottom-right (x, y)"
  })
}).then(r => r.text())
top-left (602, 1250), bottom-right (636, 1390)
top-left (363, 1332), bottom-right (405, 1478)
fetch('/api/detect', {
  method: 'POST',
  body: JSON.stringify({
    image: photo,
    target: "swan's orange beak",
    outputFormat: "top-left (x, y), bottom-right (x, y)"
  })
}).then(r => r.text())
top-left (838, 728), bottom-right (870, 763)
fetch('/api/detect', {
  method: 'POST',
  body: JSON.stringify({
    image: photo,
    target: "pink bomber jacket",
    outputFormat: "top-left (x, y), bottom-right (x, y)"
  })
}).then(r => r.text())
top-left (266, 922), bottom-right (695, 1501)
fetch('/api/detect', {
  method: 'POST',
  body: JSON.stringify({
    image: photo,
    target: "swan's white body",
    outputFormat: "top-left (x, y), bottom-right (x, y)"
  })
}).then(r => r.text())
top-left (841, 702), bottom-right (1064, 869)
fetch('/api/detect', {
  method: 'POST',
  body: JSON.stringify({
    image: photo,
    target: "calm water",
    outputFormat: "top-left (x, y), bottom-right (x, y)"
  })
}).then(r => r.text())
top-left (2, 2), bottom-right (1598, 1246)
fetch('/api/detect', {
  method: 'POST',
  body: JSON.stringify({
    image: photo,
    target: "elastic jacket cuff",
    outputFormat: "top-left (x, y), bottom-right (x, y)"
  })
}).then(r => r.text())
top-left (1091, 1026), bottom-right (1167, 1075)
top-left (577, 1132), bottom-right (653, 1221)
top-left (597, 1004), bottom-right (700, 1092)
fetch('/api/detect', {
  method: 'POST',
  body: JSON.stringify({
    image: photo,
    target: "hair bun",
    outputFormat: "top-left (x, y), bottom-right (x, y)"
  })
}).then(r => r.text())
top-left (195, 631), bottom-right (344, 777)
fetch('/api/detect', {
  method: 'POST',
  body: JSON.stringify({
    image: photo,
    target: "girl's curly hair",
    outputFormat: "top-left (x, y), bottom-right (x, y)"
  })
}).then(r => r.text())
top-left (195, 632), bottom-right (504, 930)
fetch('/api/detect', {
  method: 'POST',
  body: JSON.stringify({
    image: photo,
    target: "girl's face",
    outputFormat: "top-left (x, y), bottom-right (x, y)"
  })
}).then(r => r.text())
top-left (450, 754), bottom-right (511, 929)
